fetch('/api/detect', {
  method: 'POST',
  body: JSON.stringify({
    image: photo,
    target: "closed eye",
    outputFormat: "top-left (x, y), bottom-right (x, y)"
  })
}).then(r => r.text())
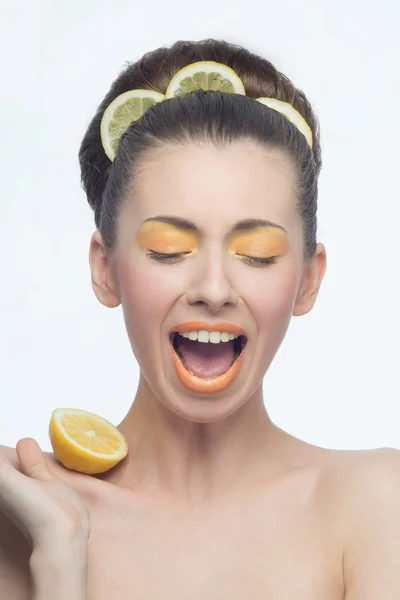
top-left (146, 250), bottom-right (191, 262)
top-left (237, 254), bottom-right (278, 266)
top-left (145, 249), bottom-right (278, 266)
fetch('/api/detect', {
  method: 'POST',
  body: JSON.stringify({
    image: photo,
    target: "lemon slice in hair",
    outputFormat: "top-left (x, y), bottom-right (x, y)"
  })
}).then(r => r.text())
top-left (165, 61), bottom-right (246, 98)
top-left (100, 89), bottom-right (165, 161)
top-left (255, 97), bottom-right (313, 148)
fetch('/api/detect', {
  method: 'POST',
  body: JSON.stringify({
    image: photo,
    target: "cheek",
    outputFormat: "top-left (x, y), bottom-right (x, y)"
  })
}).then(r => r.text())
top-left (240, 263), bottom-right (298, 332)
top-left (117, 261), bottom-right (179, 350)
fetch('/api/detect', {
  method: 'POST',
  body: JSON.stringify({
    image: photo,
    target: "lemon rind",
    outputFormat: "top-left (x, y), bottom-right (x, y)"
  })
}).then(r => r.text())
top-left (100, 89), bottom-right (165, 161)
top-left (50, 408), bottom-right (128, 460)
top-left (255, 97), bottom-right (313, 148)
top-left (165, 61), bottom-right (246, 99)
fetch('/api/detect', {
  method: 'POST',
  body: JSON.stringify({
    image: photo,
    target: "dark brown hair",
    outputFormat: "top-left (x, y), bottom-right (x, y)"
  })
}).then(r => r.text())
top-left (79, 39), bottom-right (321, 259)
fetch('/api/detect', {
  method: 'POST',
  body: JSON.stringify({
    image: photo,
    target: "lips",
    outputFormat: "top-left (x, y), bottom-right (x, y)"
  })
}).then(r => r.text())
top-left (170, 321), bottom-right (247, 336)
top-left (168, 321), bottom-right (248, 394)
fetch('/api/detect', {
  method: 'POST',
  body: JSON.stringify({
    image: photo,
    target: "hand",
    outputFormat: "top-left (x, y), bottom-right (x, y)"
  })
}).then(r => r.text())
top-left (0, 438), bottom-right (91, 551)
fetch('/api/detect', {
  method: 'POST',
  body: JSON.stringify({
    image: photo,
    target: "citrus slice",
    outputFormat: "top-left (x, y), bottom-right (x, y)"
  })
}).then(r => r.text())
top-left (255, 97), bottom-right (313, 148)
top-left (165, 61), bottom-right (246, 99)
top-left (49, 408), bottom-right (128, 474)
top-left (100, 89), bottom-right (165, 161)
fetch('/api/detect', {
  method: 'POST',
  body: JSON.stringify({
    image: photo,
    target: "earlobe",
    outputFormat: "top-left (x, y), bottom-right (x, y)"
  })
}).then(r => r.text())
top-left (293, 243), bottom-right (327, 317)
top-left (89, 231), bottom-right (121, 308)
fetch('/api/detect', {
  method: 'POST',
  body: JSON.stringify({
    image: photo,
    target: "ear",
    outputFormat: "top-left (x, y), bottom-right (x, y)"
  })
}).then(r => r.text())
top-left (89, 231), bottom-right (121, 308)
top-left (293, 243), bottom-right (327, 317)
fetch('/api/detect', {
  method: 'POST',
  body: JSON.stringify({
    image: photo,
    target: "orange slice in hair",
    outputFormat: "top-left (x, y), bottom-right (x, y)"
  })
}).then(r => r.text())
top-left (49, 408), bottom-right (128, 474)
top-left (255, 97), bottom-right (313, 148)
top-left (165, 61), bottom-right (246, 98)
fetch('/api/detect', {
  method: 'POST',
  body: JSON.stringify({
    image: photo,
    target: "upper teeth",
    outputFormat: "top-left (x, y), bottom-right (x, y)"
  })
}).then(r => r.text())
top-left (177, 331), bottom-right (239, 344)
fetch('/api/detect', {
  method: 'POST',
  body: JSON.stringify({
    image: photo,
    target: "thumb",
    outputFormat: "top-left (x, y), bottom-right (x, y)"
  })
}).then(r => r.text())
top-left (16, 438), bottom-right (54, 482)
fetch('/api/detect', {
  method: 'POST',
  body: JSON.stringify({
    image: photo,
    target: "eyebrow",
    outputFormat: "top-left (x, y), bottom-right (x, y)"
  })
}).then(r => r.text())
top-left (142, 215), bottom-right (287, 234)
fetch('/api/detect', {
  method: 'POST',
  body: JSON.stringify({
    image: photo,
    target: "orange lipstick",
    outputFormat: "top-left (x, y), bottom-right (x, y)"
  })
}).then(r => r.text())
top-left (169, 321), bottom-right (247, 394)
top-left (170, 321), bottom-right (246, 336)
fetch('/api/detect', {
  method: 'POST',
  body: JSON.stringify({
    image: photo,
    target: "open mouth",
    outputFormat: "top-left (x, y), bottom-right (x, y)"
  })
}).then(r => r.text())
top-left (169, 332), bottom-right (248, 380)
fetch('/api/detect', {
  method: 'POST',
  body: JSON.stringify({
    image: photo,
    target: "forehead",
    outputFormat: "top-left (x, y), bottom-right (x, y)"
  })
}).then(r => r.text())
top-left (125, 140), bottom-right (299, 235)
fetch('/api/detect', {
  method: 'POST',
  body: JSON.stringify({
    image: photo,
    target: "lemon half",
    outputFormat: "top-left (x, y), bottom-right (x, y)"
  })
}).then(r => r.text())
top-left (100, 89), bottom-right (165, 161)
top-left (49, 408), bottom-right (128, 474)
top-left (165, 61), bottom-right (246, 98)
top-left (256, 97), bottom-right (313, 148)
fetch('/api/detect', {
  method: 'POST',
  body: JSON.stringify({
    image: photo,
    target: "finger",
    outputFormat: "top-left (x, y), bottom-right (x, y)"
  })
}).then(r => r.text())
top-left (16, 438), bottom-right (54, 482)
top-left (0, 461), bottom-right (55, 546)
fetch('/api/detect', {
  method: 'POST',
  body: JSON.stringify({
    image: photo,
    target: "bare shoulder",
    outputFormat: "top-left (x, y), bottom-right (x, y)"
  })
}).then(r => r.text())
top-left (303, 443), bottom-right (400, 512)
top-left (314, 445), bottom-right (400, 512)
top-left (276, 429), bottom-right (400, 498)
top-left (0, 445), bottom-right (31, 600)
top-left (306, 444), bottom-right (400, 599)
top-left (314, 444), bottom-right (400, 488)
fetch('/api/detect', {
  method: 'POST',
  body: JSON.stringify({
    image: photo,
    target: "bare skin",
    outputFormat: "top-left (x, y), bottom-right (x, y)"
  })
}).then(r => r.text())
top-left (1, 141), bottom-right (400, 598)
top-left (1, 438), bottom-right (399, 599)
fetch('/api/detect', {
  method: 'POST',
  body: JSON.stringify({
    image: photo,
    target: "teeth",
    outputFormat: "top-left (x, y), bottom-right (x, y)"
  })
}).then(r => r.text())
top-left (178, 330), bottom-right (240, 344)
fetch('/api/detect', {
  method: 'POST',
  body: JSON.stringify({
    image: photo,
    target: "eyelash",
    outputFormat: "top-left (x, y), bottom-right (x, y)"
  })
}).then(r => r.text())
top-left (146, 250), bottom-right (191, 262)
top-left (237, 254), bottom-right (278, 266)
top-left (145, 250), bottom-right (278, 266)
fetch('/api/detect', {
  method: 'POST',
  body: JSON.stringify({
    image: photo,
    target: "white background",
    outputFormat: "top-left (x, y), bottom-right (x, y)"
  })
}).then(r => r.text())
top-left (1, 0), bottom-right (399, 451)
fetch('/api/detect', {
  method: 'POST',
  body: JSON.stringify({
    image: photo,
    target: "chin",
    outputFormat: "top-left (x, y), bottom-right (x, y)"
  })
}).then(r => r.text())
top-left (161, 392), bottom-right (248, 424)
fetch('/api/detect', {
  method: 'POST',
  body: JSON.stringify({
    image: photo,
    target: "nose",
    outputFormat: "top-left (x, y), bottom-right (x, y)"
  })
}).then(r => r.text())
top-left (184, 247), bottom-right (239, 313)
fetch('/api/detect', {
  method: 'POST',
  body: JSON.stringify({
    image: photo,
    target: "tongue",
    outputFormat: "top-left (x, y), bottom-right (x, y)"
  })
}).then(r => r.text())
top-left (175, 336), bottom-right (235, 379)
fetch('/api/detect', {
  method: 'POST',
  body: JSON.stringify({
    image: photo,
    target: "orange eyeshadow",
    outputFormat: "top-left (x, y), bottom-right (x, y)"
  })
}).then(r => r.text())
top-left (135, 221), bottom-right (198, 253)
top-left (229, 227), bottom-right (290, 257)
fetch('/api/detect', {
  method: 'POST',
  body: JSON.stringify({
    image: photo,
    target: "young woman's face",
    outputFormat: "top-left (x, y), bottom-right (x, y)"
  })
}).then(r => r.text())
top-left (101, 140), bottom-right (323, 422)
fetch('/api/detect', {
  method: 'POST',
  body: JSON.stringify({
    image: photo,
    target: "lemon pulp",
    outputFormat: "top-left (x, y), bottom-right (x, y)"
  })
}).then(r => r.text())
top-left (165, 61), bottom-right (246, 98)
top-left (100, 89), bottom-right (165, 161)
top-left (49, 408), bottom-right (128, 474)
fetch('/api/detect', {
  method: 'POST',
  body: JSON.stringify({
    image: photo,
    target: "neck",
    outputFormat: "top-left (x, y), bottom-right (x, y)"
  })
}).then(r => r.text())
top-left (108, 374), bottom-right (280, 506)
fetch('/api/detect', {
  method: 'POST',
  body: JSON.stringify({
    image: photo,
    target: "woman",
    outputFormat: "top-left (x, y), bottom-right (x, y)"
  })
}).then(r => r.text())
top-left (1, 38), bottom-right (399, 599)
